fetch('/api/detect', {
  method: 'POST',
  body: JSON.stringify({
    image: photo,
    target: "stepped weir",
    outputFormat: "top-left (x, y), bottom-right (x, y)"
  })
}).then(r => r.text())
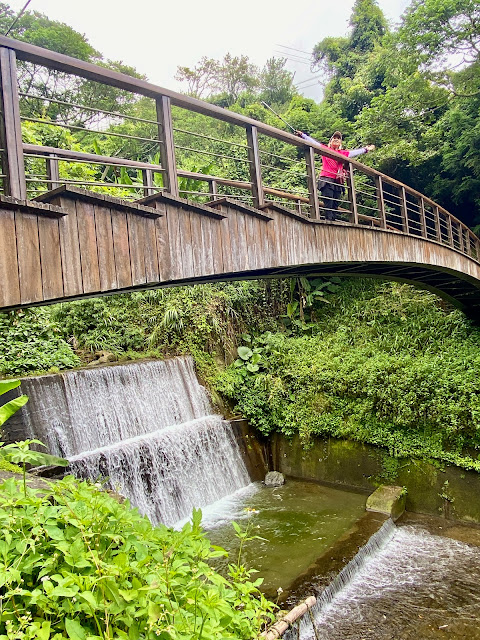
top-left (18, 357), bottom-right (251, 526)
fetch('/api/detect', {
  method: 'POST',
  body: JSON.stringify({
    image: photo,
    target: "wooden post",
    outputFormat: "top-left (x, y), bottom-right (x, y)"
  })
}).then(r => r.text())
top-left (447, 214), bottom-right (454, 247)
top-left (419, 197), bottom-right (427, 238)
top-left (46, 154), bottom-right (60, 190)
top-left (400, 186), bottom-right (409, 233)
top-left (348, 164), bottom-right (359, 224)
top-left (0, 47), bottom-right (26, 199)
top-left (246, 124), bottom-right (265, 209)
top-left (458, 224), bottom-right (465, 254)
top-left (208, 179), bottom-right (218, 201)
top-left (375, 175), bottom-right (386, 229)
top-left (434, 205), bottom-right (441, 242)
top-left (304, 146), bottom-right (319, 219)
top-left (156, 95), bottom-right (179, 197)
top-left (142, 168), bottom-right (154, 197)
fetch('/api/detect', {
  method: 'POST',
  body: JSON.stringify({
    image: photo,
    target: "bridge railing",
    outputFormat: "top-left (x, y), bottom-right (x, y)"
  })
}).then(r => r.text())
top-left (0, 36), bottom-right (478, 263)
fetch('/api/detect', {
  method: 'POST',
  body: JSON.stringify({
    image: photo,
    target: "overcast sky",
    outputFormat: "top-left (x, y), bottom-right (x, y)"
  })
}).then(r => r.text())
top-left (7, 0), bottom-right (411, 101)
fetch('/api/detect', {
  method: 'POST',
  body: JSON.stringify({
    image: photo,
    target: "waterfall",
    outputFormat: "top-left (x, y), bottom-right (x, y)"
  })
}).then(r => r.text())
top-left (285, 521), bottom-right (480, 639)
top-left (20, 357), bottom-right (251, 526)
top-left (284, 518), bottom-right (396, 640)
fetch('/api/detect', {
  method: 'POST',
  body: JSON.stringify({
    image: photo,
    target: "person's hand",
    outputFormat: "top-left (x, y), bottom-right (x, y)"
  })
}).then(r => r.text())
top-left (365, 144), bottom-right (376, 152)
top-left (295, 130), bottom-right (304, 138)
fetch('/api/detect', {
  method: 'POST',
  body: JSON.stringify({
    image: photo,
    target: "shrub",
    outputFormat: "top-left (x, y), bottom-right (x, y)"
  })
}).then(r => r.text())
top-left (0, 475), bottom-right (275, 639)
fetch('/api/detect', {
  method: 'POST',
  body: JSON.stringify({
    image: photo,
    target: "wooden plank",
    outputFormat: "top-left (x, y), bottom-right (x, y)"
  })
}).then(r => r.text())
top-left (305, 146), bottom-right (320, 219)
top-left (189, 212), bottom-right (203, 276)
top-left (55, 196), bottom-right (83, 297)
top-left (111, 210), bottom-right (132, 289)
top-left (155, 207), bottom-right (171, 282)
top-left (266, 211), bottom-right (280, 267)
top-left (75, 200), bottom-right (101, 293)
top-left (178, 209), bottom-right (194, 279)
top-left (143, 216), bottom-right (160, 283)
top-left (400, 186), bottom-right (410, 234)
top-left (15, 211), bottom-right (42, 303)
top-left (0, 209), bottom-right (20, 306)
top-left (446, 214), bottom-right (454, 248)
top-left (156, 96), bottom-right (179, 197)
top-left (127, 212), bottom-right (146, 286)
top-left (38, 216), bottom-right (63, 300)
top-left (419, 197), bottom-right (427, 238)
top-left (434, 206), bottom-right (441, 242)
top-left (348, 165), bottom-right (359, 225)
top-left (210, 216), bottom-right (224, 275)
top-left (199, 215), bottom-right (214, 276)
top-left (0, 48), bottom-right (25, 199)
top-left (46, 155), bottom-right (61, 190)
top-left (375, 175), bottom-right (387, 229)
top-left (246, 125), bottom-right (265, 208)
top-left (166, 204), bottom-right (182, 280)
top-left (221, 207), bottom-right (235, 274)
top-left (209, 179), bottom-right (218, 201)
top-left (234, 210), bottom-right (249, 272)
top-left (94, 204), bottom-right (117, 291)
top-left (245, 214), bottom-right (257, 270)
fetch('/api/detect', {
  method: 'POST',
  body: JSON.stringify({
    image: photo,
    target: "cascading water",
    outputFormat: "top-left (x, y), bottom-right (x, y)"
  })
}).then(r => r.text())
top-left (285, 520), bottom-right (480, 640)
top-left (20, 357), bottom-right (251, 526)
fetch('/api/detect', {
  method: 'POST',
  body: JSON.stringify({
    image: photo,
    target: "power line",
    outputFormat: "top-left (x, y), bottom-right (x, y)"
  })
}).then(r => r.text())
top-left (274, 50), bottom-right (312, 63)
top-left (295, 73), bottom-right (324, 87)
top-left (273, 52), bottom-right (312, 66)
top-left (276, 43), bottom-right (313, 56)
top-left (297, 81), bottom-right (323, 91)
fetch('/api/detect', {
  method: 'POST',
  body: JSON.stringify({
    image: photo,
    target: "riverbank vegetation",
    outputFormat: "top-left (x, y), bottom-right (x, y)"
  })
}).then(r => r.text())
top-left (0, 473), bottom-right (275, 639)
top-left (2, 277), bottom-right (480, 474)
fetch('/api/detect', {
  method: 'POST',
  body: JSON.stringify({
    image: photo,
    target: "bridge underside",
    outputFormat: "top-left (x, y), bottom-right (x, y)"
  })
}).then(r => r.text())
top-left (1, 187), bottom-right (480, 319)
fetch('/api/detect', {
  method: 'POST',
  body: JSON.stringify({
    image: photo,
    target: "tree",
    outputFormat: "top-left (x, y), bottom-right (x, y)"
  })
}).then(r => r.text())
top-left (313, 0), bottom-right (388, 81)
top-left (175, 57), bottom-right (219, 98)
top-left (0, 3), bottom-right (145, 127)
top-left (259, 57), bottom-right (295, 105)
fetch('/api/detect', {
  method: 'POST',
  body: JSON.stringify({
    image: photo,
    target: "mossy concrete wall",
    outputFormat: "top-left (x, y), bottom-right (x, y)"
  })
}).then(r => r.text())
top-left (271, 434), bottom-right (480, 524)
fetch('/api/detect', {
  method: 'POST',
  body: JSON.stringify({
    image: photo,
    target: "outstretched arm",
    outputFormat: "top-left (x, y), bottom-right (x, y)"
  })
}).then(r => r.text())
top-left (348, 145), bottom-right (376, 158)
top-left (296, 131), bottom-right (323, 146)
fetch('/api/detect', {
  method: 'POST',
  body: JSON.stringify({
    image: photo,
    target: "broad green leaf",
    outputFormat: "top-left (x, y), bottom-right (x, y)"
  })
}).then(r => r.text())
top-left (0, 379), bottom-right (21, 396)
top-left (65, 618), bottom-right (86, 640)
top-left (0, 395), bottom-right (28, 427)
top-left (237, 346), bottom-right (253, 360)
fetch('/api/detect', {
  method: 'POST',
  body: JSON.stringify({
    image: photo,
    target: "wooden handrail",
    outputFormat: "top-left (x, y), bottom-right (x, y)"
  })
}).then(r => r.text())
top-left (0, 35), bottom-right (475, 263)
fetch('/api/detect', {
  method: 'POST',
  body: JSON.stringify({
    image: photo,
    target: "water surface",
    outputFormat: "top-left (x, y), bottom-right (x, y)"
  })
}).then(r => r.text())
top-left (198, 479), bottom-right (366, 597)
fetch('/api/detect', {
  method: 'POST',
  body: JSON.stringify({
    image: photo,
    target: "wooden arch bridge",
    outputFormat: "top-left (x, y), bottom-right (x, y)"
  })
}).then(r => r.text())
top-left (0, 37), bottom-right (479, 317)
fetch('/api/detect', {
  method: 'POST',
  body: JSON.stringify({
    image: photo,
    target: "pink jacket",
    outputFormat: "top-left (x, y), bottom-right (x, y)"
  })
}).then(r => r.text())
top-left (299, 133), bottom-right (368, 181)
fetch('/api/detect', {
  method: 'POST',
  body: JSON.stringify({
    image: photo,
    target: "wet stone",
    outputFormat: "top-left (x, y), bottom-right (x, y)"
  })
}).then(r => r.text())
top-left (366, 485), bottom-right (406, 521)
top-left (264, 471), bottom-right (285, 487)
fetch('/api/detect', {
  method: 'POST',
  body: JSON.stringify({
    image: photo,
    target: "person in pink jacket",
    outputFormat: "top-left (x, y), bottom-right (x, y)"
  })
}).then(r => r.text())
top-left (297, 130), bottom-right (375, 220)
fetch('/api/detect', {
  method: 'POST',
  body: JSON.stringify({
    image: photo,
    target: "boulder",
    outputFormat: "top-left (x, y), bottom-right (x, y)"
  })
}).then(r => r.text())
top-left (366, 485), bottom-right (406, 521)
top-left (264, 471), bottom-right (285, 487)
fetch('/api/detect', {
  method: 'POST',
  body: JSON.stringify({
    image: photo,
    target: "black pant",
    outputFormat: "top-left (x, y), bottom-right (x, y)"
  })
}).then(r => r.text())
top-left (318, 178), bottom-right (344, 220)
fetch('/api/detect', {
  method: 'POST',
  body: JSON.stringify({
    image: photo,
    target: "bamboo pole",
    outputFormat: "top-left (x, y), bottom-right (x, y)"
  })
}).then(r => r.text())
top-left (262, 596), bottom-right (317, 640)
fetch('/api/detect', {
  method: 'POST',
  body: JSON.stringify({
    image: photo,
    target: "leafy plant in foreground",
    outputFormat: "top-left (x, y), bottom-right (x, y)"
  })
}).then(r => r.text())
top-left (0, 476), bottom-right (275, 639)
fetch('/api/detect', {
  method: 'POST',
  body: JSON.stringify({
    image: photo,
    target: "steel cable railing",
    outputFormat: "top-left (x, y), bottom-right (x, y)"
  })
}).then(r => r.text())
top-left (0, 35), bottom-right (477, 263)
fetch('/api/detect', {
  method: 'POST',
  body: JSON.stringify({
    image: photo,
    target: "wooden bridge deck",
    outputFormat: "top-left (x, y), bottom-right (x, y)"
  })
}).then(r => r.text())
top-left (1, 186), bottom-right (480, 317)
top-left (0, 36), bottom-right (478, 316)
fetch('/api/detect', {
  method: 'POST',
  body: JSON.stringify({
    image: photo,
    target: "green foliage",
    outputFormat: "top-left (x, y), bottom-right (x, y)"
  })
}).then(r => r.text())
top-left (0, 476), bottom-right (275, 639)
top-left (214, 280), bottom-right (480, 472)
top-left (0, 379), bottom-right (28, 428)
top-left (0, 439), bottom-right (68, 497)
top-left (0, 309), bottom-right (79, 377)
